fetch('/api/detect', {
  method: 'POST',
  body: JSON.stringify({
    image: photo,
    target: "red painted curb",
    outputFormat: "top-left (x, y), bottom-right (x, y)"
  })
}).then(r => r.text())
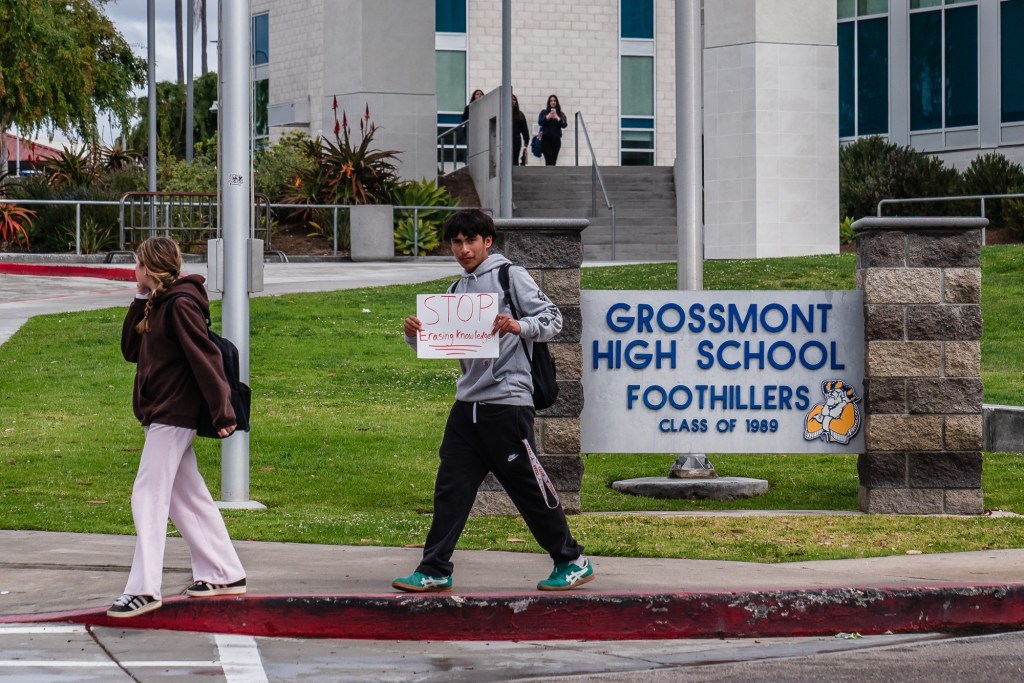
top-left (8, 584), bottom-right (1024, 640)
top-left (0, 262), bottom-right (135, 281)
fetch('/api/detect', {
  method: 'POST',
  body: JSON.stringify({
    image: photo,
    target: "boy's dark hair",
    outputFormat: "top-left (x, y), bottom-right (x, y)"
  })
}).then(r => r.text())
top-left (443, 209), bottom-right (496, 242)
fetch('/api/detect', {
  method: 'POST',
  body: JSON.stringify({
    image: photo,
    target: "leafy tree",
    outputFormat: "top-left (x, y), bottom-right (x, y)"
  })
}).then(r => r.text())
top-left (125, 71), bottom-right (219, 162)
top-left (0, 0), bottom-right (147, 170)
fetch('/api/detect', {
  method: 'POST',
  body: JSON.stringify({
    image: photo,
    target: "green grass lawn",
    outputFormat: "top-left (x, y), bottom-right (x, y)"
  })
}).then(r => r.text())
top-left (1, 245), bottom-right (1022, 563)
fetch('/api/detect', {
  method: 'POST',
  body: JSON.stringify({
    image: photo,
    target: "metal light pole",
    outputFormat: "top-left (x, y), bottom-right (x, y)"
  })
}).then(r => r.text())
top-left (676, 0), bottom-right (703, 292)
top-left (147, 0), bottom-right (158, 230)
top-left (499, 0), bottom-right (512, 218)
top-left (218, 0), bottom-right (259, 508)
top-left (670, 0), bottom-right (712, 478)
top-left (186, 0), bottom-right (195, 162)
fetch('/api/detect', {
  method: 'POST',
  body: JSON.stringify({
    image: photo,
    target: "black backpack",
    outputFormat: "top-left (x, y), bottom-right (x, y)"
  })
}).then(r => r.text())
top-left (166, 293), bottom-right (252, 439)
top-left (497, 263), bottom-right (559, 410)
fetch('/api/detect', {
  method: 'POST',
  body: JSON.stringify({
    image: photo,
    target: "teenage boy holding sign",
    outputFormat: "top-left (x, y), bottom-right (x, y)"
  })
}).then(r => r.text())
top-left (395, 209), bottom-right (594, 592)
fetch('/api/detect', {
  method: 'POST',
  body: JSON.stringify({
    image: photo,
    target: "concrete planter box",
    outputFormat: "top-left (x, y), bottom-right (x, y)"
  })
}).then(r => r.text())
top-left (350, 205), bottom-right (394, 262)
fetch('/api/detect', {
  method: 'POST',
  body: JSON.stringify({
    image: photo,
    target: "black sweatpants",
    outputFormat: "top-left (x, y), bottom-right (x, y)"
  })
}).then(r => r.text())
top-left (416, 401), bottom-right (582, 577)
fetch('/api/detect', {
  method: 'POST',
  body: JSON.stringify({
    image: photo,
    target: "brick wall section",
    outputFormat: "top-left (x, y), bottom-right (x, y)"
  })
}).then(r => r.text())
top-left (853, 217), bottom-right (988, 514)
top-left (471, 218), bottom-right (589, 515)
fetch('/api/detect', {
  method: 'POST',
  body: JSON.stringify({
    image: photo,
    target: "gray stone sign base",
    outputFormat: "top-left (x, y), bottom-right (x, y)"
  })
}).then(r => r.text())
top-left (470, 218), bottom-right (589, 516)
top-left (854, 217), bottom-right (987, 515)
top-left (612, 477), bottom-right (770, 500)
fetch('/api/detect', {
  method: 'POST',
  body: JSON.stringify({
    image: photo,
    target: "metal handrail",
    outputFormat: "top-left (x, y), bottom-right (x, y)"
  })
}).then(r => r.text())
top-left (877, 192), bottom-right (1024, 245)
top-left (0, 197), bottom-right (120, 256)
top-left (0, 196), bottom-right (467, 259)
top-left (436, 120), bottom-right (469, 175)
top-left (573, 111), bottom-right (617, 258)
top-left (118, 191), bottom-right (273, 252)
top-left (266, 202), bottom-right (468, 257)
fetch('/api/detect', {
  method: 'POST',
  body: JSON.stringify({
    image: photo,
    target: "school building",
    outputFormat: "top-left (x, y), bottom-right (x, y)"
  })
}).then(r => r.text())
top-left (248, 0), bottom-right (1024, 257)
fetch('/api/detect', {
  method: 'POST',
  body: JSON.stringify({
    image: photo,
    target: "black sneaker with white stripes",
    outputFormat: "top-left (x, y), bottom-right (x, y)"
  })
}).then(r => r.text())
top-left (107, 594), bottom-right (162, 618)
top-left (185, 577), bottom-right (247, 597)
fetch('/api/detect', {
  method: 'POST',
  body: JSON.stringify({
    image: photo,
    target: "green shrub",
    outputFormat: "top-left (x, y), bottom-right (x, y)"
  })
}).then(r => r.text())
top-left (254, 131), bottom-right (315, 203)
top-left (839, 216), bottom-right (855, 246)
top-left (960, 152), bottom-right (1024, 233)
top-left (56, 217), bottom-right (117, 254)
top-left (840, 136), bottom-right (963, 220)
top-left (159, 156), bottom-right (217, 194)
top-left (393, 178), bottom-right (458, 255)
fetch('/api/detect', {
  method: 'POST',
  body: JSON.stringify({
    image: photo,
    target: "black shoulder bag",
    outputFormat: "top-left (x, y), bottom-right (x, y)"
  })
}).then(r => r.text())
top-left (497, 263), bottom-right (559, 410)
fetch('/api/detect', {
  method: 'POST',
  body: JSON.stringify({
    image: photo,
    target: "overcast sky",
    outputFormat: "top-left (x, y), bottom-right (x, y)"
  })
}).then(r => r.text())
top-left (104, 0), bottom-right (220, 88)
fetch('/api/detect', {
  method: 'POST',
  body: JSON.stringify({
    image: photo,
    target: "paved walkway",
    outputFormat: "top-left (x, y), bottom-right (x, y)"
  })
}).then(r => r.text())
top-left (1, 259), bottom-right (1023, 640)
top-left (2, 530), bottom-right (1023, 639)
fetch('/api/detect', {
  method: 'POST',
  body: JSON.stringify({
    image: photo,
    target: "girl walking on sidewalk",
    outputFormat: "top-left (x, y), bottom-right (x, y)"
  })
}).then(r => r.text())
top-left (108, 236), bottom-right (246, 618)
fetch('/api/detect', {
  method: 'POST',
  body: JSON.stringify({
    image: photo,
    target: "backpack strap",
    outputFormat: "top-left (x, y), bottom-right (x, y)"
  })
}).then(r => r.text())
top-left (498, 263), bottom-right (532, 360)
top-left (163, 292), bottom-right (212, 339)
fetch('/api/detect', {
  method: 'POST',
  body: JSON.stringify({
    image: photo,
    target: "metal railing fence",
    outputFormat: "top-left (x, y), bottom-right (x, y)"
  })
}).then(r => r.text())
top-left (118, 192), bottom-right (273, 252)
top-left (1, 196), bottom-right (467, 259)
top-left (437, 121), bottom-right (469, 175)
top-left (264, 203), bottom-right (467, 257)
top-left (877, 192), bottom-right (1024, 245)
top-left (0, 197), bottom-right (120, 256)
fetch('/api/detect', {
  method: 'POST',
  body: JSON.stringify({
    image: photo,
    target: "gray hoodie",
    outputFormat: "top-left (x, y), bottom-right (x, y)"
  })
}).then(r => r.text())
top-left (406, 253), bottom-right (562, 406)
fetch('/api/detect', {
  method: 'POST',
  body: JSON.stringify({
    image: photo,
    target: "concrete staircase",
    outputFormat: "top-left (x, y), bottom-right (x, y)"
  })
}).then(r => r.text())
top-left (512, 166), bottom-right (677, 261)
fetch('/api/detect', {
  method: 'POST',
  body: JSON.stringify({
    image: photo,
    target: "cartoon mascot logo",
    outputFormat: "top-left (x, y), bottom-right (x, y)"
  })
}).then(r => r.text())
top-left (803, 379), bottom-right (861, 445)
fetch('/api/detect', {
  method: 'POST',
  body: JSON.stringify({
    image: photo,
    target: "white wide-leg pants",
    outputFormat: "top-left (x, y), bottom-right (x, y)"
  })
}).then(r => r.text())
top-left (123, 423), bottom-right (245, 599)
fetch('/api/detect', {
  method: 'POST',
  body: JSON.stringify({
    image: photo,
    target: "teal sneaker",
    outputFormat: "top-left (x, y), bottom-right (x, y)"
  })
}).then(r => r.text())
top-left (537, 557), bottom-right (595, 591)
top-left (392, 571), bottom-right (453, 593)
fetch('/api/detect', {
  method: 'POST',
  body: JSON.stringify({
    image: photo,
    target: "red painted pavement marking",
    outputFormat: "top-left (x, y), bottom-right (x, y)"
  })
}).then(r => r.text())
top-left (0, 263), bottom-right (135, 281)
top-left (6, 584), bottom-right (1024, 641)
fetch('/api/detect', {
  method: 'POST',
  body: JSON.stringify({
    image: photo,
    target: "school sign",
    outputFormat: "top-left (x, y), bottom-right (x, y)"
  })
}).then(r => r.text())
top-left (581, 290), bottom-right (865, 453)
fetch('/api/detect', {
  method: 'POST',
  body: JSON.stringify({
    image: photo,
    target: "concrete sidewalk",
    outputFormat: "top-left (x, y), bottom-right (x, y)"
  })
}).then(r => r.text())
top-left (2, 530), bottom-right (1023, 640)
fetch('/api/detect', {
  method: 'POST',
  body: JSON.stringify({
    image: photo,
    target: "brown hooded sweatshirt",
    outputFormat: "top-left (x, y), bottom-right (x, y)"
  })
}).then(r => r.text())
top-left (121, 274), bottom-right (235, 431)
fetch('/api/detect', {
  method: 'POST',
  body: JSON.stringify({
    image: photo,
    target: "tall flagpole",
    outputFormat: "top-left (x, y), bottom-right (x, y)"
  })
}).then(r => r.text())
top-left (186, 0), bottom-right (195, 162)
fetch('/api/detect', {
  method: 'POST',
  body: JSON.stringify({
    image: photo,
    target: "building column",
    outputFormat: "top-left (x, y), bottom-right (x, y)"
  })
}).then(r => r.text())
top-left (855, 217), bottom-right (987, 514)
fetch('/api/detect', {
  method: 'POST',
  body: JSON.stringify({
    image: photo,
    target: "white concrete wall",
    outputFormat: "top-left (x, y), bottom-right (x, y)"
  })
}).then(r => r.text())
top-left (467, 90), bottom-right (502, 213)
top-left (704, 1), bottom-right (839, 259)
top-left (321, 0), bottom-right (437, 182)
top-left (256, 0), bottom-right (435, 181)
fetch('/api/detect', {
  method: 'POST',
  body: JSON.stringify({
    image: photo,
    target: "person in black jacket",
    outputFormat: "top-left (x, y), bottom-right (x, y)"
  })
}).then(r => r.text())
top-left (512, 94), bottom-right (531, 166)
top-left (108, 236), bottom-right (246, 618)
top-left (537, 94), bottom-right (568, 166)
top-left (461, 89), bottom-right (485, 123)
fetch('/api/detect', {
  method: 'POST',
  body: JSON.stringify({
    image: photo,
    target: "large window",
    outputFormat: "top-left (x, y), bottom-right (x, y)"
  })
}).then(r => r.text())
top-left (436, 1), bottom-right (468, 166)
top-left (1002, 0), bottom-right (1024, 123)
top-left (621, 0), bottom-right (654, 39)
top-left (837, 1), bottom-right (888, 138)
top-left (251, 13), bottom-right (269, 147)
top-left (909, 0), bottom-right (978, 131)
top-left (436, 50), bottom-right (467, 114)
top-left (436, 0), bottom-right (466, 33)
top-left (620, 0), bottom-right (655, 165)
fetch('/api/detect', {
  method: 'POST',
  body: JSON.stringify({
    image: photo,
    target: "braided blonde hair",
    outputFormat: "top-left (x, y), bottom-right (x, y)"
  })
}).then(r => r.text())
top-left (134, 236), bottom-right (183, 334)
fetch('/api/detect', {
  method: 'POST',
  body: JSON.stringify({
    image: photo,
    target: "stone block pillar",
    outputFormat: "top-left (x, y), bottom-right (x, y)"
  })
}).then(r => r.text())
top-left (854, 217), bottom-right (988, 514)
top-left (471, 218), bottom-right (589, 515)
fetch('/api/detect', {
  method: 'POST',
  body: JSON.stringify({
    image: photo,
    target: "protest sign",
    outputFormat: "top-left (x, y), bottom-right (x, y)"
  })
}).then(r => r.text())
top-left (415, 292), bottom-right (500, 358)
